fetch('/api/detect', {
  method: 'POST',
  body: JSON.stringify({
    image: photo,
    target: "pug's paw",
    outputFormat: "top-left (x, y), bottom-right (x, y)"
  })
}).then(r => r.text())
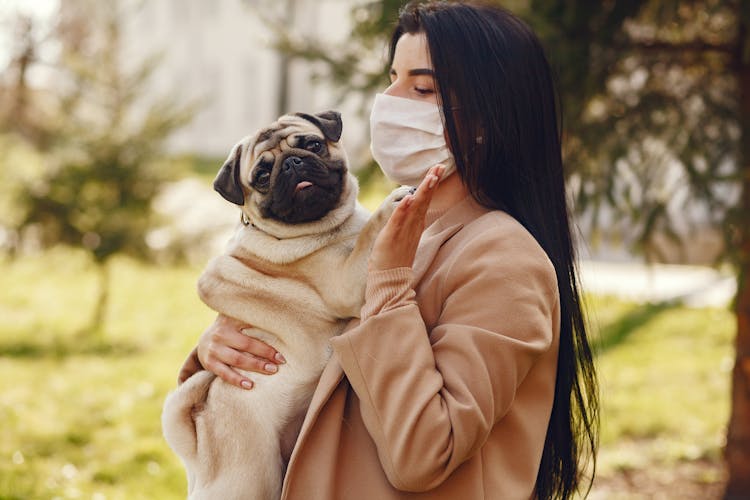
top-left (368, 186), bottom-right (414, 227)
top-left (386, 185), bottom-right (416, 205)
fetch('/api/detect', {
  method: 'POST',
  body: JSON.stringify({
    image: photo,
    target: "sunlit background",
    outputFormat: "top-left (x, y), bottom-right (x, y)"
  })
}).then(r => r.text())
top-left (1, 0), bottom-right (748, 498)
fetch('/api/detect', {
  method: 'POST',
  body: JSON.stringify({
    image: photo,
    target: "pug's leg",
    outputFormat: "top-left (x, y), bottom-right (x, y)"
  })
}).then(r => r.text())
top-left (162, 370), bottom-right (217, 486)
top-left (331, 186), bottom-right (414, 317)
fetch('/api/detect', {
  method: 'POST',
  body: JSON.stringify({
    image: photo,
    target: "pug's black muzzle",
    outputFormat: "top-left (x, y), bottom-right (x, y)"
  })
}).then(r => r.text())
top-left (262, 154), bottom-right (344, 224)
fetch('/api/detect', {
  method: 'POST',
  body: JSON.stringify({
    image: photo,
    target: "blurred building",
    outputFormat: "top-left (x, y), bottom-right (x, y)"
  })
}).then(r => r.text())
top-left (115, 0), bottom-right (371, 159)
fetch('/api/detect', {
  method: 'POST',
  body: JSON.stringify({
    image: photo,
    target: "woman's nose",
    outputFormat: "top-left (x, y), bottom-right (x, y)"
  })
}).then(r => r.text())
top-left (383, 81), bottom-right (403, 98)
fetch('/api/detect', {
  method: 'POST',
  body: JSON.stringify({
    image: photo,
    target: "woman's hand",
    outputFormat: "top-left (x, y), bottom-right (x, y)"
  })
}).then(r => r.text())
top-left (178, 314), bottom-right (285, 390)
top-left (369, 165), bottom-right (443, 272)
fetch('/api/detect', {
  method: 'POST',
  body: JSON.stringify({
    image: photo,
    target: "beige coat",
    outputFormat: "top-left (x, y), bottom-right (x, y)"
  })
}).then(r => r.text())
top-left (280, 195), bottom-right (561, 499)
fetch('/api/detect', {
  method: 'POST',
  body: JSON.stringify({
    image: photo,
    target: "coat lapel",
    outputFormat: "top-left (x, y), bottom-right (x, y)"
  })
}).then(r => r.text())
top-left (282, 348), bottom-right (346, 495)
top-left (297, 344), bottom-right (346, 436)
top-left (411, 221), bottom-right (463, 285)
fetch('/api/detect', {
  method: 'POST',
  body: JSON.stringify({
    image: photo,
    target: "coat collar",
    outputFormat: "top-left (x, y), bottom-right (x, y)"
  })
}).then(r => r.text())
top-left (285, 195), bottom-right (489, 481)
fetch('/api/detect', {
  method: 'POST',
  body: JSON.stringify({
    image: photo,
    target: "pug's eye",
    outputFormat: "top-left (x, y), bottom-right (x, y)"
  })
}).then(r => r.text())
top-left (254, 168), bottom-right (271, 188)
top-left (305, 140), bottom-right (324, 154)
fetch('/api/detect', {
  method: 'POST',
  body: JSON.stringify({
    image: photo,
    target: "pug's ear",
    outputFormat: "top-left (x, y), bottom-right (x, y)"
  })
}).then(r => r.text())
top-left (213, 145), bottom-right (246, 206)
top-left (296, 110), bottom-right (342, 142)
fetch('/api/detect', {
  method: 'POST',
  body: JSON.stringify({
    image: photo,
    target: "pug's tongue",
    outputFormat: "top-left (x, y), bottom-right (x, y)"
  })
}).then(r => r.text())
top-left (294, 181), bottom-right (313, 193)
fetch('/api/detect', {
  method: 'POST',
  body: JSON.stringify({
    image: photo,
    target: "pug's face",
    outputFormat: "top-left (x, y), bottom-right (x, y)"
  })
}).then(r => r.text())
top-left (214, 111), bottom-right (348, 224)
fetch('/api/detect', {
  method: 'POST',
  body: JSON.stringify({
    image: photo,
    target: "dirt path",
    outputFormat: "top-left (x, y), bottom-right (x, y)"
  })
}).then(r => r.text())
top-left (590, 460), bottom-right (727, 499)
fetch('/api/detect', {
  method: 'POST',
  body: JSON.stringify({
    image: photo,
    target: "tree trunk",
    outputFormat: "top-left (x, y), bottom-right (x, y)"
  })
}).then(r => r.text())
top-left (724, 21), bottom-right (750, 499)
top-left (80, 258), bottom-right (110, 338)
top-left (276, 0), bottom-right (296, 116)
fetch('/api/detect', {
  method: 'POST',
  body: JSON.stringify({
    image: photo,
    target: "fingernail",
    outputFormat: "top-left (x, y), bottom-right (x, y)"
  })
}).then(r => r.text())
top-left (265, 363), bottom-right (278, 373)
top-left (404, 196), bottom-right (414, 207)
top-left (275, 352), bottom-right (286, 364)
top-left (241, 380), bottom-right (253, 390)
top-left (436, 164), bottom-right (445, 176)
top-left (427, 175), bottom-right (438, 189)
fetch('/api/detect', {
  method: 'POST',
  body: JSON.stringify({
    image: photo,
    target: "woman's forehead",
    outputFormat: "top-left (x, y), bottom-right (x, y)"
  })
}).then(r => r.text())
top-left (392, 32), bottom-right (432, 70)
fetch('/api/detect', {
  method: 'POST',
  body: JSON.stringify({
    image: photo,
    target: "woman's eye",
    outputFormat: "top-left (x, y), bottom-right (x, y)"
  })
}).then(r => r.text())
top-left (306, 140), bottom-right (323, 153)
top-left (415, 87), bottom-right (434, 96)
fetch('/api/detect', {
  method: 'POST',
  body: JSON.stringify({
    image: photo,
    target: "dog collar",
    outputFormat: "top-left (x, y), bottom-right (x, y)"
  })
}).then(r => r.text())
top-left (239, 211), bottom-right (282, 240)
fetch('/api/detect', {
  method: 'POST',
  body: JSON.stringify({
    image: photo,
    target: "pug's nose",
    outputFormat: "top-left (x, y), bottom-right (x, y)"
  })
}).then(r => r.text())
top-left (283, 156), bottom-right (303, 172)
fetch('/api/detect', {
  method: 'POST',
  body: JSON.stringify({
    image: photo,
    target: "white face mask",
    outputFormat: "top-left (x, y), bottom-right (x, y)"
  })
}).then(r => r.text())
top-left (369, 93), bottom-right (456, 186)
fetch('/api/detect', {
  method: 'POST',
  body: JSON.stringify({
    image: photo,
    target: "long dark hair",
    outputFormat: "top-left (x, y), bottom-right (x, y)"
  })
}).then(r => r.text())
top-left (389, 2), bottom-right (599, 498)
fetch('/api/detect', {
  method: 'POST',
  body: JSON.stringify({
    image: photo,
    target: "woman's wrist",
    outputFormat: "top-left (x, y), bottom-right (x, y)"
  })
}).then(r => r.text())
top-left (361, 267), bottom-right (416, 320)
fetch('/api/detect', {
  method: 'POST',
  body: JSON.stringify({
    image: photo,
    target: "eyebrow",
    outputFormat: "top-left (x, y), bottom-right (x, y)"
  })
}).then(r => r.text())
top-left (390, 67), bottom-right (435, 77)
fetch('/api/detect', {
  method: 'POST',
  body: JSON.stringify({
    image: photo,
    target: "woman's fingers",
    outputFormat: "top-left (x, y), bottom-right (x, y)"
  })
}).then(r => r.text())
top-left (413, 164), bottom-right (443, 208)
top-left (391, 164), bottom-right (442, 229)
top-left (206, 343), bottom-right (281, 375)
top-left (368, 165), bottom-right (444, 272)
top-left (204, 314), bottom-right (285, 366)
top-left (208, 358), bottom-right (255, 390)
top-left (201, 343), bottom-right (280, 390)
top-left (218, 327), bottom-right (285, 365)
top-left (194, 314), bottom-right (287, 390)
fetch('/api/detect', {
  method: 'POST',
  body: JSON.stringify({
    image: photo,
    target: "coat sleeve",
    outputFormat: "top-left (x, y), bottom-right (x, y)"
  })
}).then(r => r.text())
top-left (329, 225), bottom-right (559, 492)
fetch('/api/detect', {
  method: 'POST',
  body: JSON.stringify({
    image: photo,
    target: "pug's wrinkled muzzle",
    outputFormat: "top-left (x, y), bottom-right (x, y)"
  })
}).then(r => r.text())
top-left (264, 154), bottom-right (344, 224)
top-left (281, 157), bottom-right (314, 194)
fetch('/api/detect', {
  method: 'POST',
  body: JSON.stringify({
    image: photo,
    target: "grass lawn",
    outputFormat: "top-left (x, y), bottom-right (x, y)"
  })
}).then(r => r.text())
top-left (0, 248), bottom-right (735, 499)
top-left (0, 248), bottom-right (213, 500)
top-left (587, 295), bottom-right (733, 498)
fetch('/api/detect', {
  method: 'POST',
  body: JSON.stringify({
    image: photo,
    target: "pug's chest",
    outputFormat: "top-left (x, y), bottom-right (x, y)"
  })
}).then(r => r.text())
top-left (198, 247), bottom-right (358, 328)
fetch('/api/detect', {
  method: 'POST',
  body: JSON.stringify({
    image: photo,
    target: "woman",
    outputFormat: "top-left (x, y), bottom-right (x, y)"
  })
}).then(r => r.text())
top-left (179, 2), bottom-right (598, 498)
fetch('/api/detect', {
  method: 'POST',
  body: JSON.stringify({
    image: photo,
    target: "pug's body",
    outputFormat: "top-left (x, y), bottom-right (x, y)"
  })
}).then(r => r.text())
top-left (162, 111), bottom-right (408, 500)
